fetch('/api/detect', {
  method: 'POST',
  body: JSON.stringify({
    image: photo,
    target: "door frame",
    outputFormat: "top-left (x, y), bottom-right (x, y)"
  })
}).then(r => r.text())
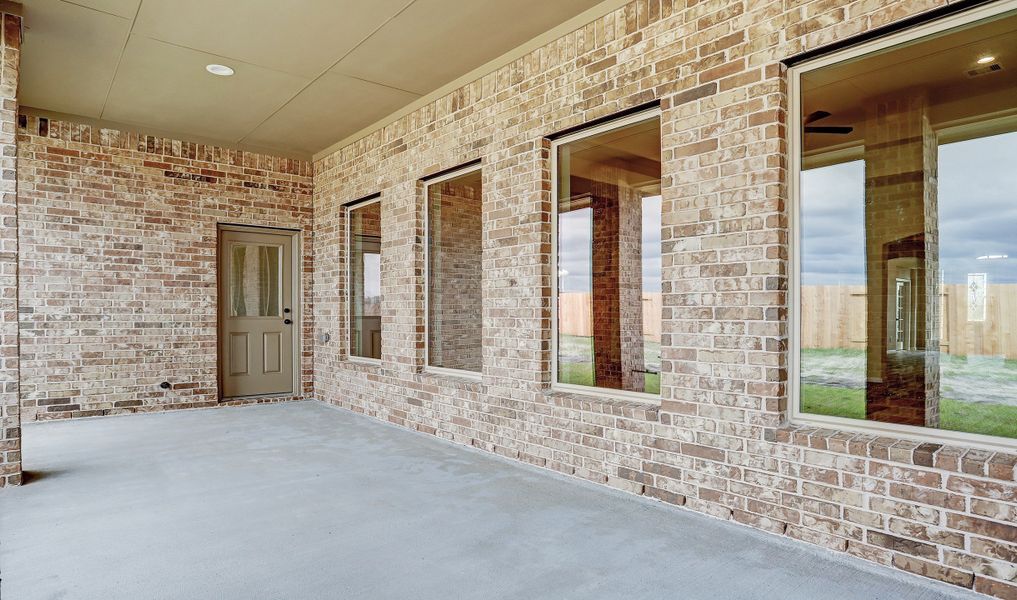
top-left (216, 223), bottom-right (303, 400)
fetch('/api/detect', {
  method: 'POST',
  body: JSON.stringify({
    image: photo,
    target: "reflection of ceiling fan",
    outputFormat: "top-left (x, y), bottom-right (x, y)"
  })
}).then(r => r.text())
top-left (804, 111), bottom-right (854, 134)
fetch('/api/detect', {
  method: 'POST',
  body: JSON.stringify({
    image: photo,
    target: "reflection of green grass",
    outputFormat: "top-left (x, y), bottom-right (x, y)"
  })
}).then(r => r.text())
top-left (802, 384), bottom-right (1017, 439)
top-left (558, 335), bottom-right (660, 394)
top-left (801, 385), bottom-right (865, 419)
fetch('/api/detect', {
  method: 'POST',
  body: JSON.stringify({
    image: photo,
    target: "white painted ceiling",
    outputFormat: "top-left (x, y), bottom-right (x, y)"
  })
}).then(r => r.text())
top-left (19, 0), bottom-right (608, 158)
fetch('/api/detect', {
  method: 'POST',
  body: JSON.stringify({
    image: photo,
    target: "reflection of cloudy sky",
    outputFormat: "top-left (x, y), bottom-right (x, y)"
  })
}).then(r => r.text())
top-left (642, 196), bottom-right (662, 292)
top-left (802, 161), bottom-right (865, 285)
top-left (558, 196), bottom-right (662, 293)
top-left (559, 208), bottom-right (592, 292)
top-left (802, 132), bottom-right (1017, 285)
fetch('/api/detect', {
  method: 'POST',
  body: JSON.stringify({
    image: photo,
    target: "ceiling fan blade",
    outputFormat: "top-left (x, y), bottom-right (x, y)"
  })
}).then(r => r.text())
top-left (804, 110), bottom-right (831, 125)
top-left (804, 126), bottom-right (854, 134)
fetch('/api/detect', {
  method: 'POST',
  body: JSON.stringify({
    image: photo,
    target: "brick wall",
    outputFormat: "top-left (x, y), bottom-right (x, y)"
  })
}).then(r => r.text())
top-left (16, 115), bottom-right (314, 422)
top-left (0, 8), bottom-right (20, 487)
top-left (312, 1), bottom-right (1017, 597)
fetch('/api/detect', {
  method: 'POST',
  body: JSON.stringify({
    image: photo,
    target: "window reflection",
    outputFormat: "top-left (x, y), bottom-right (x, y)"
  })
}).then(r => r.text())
top-left (350, 201), bottom-right (382, 360)
top-left (427, 169), bottom-right (483, 372)
top-left (556, 115), bottom-right (662, 394)
top-left (799, 10), bottom-right (1017, 440)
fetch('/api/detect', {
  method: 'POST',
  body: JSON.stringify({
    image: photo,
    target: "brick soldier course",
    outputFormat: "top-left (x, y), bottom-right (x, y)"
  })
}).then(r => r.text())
top-left (2, 1), bottom-right (1016, 598)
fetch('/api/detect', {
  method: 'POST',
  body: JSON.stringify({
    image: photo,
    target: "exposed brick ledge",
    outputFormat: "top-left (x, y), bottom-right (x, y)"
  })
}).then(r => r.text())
top-left (17, 113), bottom-right (311, 177)
top-left (776, 424), bottom-right (1017, 483)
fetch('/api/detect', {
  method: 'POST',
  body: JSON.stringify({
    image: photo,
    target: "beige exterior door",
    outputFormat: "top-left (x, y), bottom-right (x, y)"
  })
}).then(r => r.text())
top-left (219, 226), bottom-right (296, 398)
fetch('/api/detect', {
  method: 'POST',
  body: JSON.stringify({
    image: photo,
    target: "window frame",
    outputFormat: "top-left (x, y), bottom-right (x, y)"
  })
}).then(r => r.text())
top-left (345, 195), bottom-right (383, 365)
top-left (788, 0), bottom-right (1017, 452)
top-left (423, 163), bottom-right (484, 380)
top-left (550, 107), bottom-right (663, 402)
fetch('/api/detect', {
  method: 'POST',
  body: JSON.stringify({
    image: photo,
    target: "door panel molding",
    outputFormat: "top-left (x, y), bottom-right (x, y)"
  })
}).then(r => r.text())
top-left (217, 224), bottom-right (301, 399)
top-left (229, 332), bottom-right (250, 376)
top-left (263, 332), bottom-right (282, 374)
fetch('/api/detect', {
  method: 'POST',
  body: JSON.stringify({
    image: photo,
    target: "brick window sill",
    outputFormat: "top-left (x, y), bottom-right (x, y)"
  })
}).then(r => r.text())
top-left (340, 358), bottom-right (384, 374)
top-left (775, 424), bottom-right (1017, 483)
top-left (543, 389), bottom-right (660, 422)
top-left (415, 370), bottom-right (485, 392)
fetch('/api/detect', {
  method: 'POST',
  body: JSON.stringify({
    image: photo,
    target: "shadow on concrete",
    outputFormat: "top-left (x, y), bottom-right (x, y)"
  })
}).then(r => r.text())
top-left (20, 469), bottom-right (66, 485)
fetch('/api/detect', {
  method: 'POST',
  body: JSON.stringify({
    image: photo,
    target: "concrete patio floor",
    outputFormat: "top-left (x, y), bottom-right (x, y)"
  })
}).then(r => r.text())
top-left (0, 401), bottom-right (986, 600)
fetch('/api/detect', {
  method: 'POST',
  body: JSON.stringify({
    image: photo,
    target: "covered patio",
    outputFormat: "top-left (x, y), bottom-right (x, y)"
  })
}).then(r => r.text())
top-left (0, 403), bottom-right (984, 600)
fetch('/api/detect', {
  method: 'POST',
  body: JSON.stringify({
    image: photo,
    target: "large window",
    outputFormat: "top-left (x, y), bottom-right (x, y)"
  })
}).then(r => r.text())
top-left (348, 198), bottom-right (382, 360)
top-left (426, 166), bottom-right (483, 374)
top-left (794, 7), bottom-right (1017, 445)
top-left (553, 111), bottom-right (662, 397)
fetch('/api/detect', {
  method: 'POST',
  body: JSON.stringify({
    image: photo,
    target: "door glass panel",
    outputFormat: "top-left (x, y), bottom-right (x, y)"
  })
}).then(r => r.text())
top-left (230, 244), bottom-right (281, 317)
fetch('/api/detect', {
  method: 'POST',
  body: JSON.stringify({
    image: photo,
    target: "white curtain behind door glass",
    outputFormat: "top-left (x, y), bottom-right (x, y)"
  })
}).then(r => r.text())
top-left (231, 244), bottom-right (281, 317)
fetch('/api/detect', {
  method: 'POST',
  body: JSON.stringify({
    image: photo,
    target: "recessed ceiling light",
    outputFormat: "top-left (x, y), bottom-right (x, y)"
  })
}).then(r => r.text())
top-left (205, 64), bottom-right (235, 77)
top-left (976, 55), bottom-right (996, 64)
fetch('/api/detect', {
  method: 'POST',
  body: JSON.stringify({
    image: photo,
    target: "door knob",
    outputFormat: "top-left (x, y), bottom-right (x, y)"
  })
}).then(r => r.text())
top-left (284, 319), bottom-right (293, 325)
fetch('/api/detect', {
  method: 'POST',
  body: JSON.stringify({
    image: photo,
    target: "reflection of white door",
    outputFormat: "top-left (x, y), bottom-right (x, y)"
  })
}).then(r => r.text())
top-left (219, 226), bottom-right (297, 397)
top-left (354, 238), bottom-right (382, 359)
top-left (894, 278), bottom-right (912, 351)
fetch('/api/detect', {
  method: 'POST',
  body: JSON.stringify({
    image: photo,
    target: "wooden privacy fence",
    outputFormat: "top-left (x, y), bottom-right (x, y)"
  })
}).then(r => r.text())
top-left (801, 284), bottom-right (1017, 359)
top-left (559, 292), bottom-right (662, 341)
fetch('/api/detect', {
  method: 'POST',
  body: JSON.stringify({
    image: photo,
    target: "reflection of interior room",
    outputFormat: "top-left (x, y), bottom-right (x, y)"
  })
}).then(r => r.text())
top-left (801, 10), bottom-right (1017, 429)
top-left (351, 202), bottom-right (382, 360)
top-left (427, 170), bottom-right (483, 372)
top-left (557, 117), bottom-right (662, 394)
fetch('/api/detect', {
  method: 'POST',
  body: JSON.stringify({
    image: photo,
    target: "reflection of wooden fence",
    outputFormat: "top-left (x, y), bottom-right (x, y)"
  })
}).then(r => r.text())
top-left (801, 284), bottom-right (1017, 359)
top-left (559, 292), bottom-right (662, 340)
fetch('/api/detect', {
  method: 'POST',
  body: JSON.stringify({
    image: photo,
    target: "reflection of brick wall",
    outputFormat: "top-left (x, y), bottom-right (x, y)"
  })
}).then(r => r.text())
top-left (589, 176), bottom-right (624, 389)
top-left (0, 10), bottom-right (20, 487)
top-left (428, 180), bottom-right (482, 371)
top-left (569, 172), bottom-right (646, 391)
top-left (619, 183), bottom-right (645, 392)
top-left (355, 202), bottom-right (381, 237)
top-left (863, 93), bottom-right (939, 428)
top-left (16, 115), bottom-right (313, 424)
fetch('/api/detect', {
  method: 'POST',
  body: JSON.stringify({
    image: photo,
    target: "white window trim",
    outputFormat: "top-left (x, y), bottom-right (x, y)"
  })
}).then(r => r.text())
top-left (423, 163), bottom-right (484, 380)
top-left (787, 0), bottom-right (1017, 453)
top-left (550, 108), bottom-right (663, 403)
top-left (345, 196), bottom-right (383, 365)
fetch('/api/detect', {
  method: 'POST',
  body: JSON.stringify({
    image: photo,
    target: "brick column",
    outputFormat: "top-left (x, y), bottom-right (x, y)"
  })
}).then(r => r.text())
top-left (575, 170), bottom-right (645, 391)
top-left (863, 92), bottom-right (940, 427)
top-left (0, 5), bottom-right (20, 487)
top-left (618, 183), bottom-right (645, 392)
top-left (589, 177), bottom-right (623, 389)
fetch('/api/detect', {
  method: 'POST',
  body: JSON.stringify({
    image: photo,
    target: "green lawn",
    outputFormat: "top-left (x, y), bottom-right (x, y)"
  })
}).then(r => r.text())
top-left (558, 335), bottom-right (660, 394)
top-left (802, 384), bottom-right (1017, 439)
top-left (559, 360), bottom-right (660, 394)
top-left (556, 338), bottom-right (1017, 438)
